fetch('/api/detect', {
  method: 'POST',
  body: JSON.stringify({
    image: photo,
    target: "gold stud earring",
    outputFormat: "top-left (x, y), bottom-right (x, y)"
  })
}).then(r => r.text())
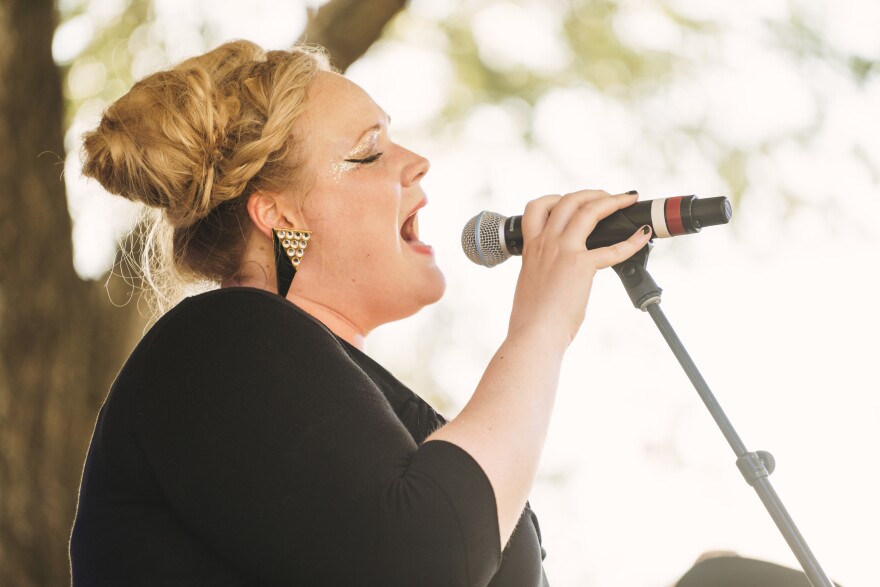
top-left (272, 228), bottom-right (312, 297)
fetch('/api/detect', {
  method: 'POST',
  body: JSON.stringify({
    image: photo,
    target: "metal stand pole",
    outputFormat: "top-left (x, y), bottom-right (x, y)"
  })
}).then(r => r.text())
top-left (613, 245), bottom-right (834, 587)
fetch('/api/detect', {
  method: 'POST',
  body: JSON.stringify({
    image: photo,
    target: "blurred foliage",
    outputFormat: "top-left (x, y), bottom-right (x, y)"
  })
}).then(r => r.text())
top-left (406, 2), bottom-right (686, 106)
top-left (379, 0), bottom-right (879, 208)
top-left (56, 0), bottom-right (155, 127)
top-left (55, 0), bottom-right (879, 210)
top-left (52, 0), bottom-right (878, 409)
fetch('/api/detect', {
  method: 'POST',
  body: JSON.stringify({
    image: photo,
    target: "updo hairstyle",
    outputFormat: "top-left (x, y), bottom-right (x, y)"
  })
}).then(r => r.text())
top-left (81, 40), bottom-right (330, 310)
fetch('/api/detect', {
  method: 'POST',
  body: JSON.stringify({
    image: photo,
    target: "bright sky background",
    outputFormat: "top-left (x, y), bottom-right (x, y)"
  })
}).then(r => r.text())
top-left (58, 0), bottom-right (879, 585)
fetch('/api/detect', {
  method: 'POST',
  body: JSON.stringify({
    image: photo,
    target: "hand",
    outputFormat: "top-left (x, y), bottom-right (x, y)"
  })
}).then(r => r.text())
top-left (507, 189), bottom-right (652, 346)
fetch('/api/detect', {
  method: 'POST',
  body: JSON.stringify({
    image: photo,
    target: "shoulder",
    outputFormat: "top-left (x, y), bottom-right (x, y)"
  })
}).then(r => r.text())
top-left (118, 287), bottom-right (396, 439)
top-left (139, 287), bottom-right (355, 390)
top-left (162, 287), bottom-right (330, 336)
top-left (153, 287), bottom-right (339, 351)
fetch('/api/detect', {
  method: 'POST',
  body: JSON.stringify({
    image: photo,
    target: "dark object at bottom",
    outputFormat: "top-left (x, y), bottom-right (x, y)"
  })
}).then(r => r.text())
top-left (676, 556), bottom-right (843, 587)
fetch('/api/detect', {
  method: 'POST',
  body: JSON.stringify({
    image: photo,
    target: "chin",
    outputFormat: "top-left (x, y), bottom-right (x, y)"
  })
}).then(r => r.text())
top-left (421, 266), bottom-right (447, 305)
top-left (394, 268), bottom-right (446, 322)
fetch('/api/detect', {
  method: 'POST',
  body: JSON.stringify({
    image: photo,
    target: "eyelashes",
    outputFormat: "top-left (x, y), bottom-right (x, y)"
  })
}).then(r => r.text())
top-left (344, 152), bottom-right (383, 165)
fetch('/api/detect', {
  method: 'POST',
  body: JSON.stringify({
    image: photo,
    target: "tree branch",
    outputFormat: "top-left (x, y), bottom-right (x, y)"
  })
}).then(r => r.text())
top-left (299, 0), bottom-right (408, 72)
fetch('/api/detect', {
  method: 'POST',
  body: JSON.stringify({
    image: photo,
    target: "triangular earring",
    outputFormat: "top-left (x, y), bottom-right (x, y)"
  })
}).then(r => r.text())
top-left (272, 228), bottom-right (312, 297)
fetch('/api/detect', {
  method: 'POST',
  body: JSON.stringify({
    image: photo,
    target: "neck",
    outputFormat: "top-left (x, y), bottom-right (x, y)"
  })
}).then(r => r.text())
top-left (221, 258), bottom-right (272, 291)
top-left (286, 293), bottom-right (369, 351)
top-left (222, 237), bottom-right (369, 351)
top-left (220, 280), bottom-right (369, 352)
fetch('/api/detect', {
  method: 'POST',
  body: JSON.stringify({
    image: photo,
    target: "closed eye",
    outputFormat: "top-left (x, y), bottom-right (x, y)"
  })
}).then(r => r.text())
top-left (345, 152), bottom-right (383, 164)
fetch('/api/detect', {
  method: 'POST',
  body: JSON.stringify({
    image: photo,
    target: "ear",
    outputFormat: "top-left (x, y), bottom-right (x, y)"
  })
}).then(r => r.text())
top-left (246, 191), bottom-right (305, 239)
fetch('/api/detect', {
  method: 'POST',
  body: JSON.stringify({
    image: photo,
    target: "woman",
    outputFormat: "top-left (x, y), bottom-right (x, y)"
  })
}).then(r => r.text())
top-left (69, 41), bottom-right (651, 586)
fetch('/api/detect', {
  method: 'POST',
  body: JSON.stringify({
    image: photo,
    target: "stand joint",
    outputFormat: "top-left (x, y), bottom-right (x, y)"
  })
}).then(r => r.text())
top-left (736, 450), bottom-right (776, 486)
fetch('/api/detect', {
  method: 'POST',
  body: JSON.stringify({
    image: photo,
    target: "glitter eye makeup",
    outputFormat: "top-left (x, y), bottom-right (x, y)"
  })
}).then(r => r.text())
top-left (348, 130), bottom-right (379, 158)
top-left (330, 128), bottom-right (382, 181)
top-left (329, 159), bottom-right (359, 180)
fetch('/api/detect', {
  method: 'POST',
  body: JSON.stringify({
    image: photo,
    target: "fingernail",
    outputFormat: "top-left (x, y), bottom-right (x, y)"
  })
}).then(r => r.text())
top-left (627, 190), bottom-right (639, 195)
top-left (642, 225), bottom-right (651, 235)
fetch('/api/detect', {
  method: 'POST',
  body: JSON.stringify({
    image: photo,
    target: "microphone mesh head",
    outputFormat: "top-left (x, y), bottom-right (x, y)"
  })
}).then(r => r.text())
top-left (461, 211), bottom-right (509, 267)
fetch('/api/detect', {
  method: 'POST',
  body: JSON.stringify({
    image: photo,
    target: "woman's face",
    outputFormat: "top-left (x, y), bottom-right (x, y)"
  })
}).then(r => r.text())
top-left (287, 71), bottom-right (446, 334)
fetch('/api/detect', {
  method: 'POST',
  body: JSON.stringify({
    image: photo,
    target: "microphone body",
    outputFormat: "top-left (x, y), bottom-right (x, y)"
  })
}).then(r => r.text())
top-left (462, 195), bottom-right (732, 267)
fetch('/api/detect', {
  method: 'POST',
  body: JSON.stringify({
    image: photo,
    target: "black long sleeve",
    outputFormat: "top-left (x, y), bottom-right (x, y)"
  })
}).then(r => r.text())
top-left (71, 288), bottom-right (547, 586)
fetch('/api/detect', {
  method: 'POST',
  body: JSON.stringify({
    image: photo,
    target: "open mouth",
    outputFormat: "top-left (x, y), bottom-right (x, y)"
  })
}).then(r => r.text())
top-left (400, 212), bottom-right (420, 244)
top-left (399, 201), bottom-right (433, 255)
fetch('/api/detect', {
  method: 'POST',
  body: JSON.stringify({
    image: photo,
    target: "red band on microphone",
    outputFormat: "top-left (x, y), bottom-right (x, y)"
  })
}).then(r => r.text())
top-left (665, 196), bottom-right (686, 236)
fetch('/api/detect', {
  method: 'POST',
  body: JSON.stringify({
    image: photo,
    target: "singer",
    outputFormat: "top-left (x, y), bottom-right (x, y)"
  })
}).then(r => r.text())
top-left (69, 41), bottom-right (651, 586)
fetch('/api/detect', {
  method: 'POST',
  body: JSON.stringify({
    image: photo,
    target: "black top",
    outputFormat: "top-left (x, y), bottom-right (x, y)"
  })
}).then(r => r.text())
top-left (70, 287), bottom-right (548, 586)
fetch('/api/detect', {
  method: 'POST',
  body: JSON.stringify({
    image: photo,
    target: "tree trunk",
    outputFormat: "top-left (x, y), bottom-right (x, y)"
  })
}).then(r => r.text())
top-left (0, 1), bottom-right (146, 585)
top-left (0, 1), bottom-right (408, 585)
top-left (301, 0), bottom-right (408, 71)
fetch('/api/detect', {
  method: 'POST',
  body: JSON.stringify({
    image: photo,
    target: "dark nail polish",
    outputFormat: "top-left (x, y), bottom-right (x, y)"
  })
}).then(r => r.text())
top-left (627, 190), bottom-right (639, 195)
top-left (642, 225), bottom-right (651, 234)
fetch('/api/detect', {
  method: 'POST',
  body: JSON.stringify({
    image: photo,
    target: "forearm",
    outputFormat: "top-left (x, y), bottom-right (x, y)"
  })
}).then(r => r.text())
top-left (426, 324), bottom-right (568, 548)
top-left (428, 190), bottom-right (651, 550)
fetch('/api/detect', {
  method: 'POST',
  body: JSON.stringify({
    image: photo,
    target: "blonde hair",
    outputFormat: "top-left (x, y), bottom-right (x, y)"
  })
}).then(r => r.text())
top-left (82, 40), bottom-right (330, 312)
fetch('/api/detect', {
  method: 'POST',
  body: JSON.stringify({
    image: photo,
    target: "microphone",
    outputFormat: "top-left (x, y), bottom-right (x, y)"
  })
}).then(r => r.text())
top-left (461, 195), bottom-right (732, 267)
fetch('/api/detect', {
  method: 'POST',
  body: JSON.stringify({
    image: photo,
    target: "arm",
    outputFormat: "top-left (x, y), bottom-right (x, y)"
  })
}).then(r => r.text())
top-left (428, 190), bottom-right (652, 547)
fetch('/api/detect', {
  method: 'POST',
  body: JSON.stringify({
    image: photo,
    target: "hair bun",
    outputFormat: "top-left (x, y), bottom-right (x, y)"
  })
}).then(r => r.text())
top-left (81, 40), bottom-right (328, 312)
top-left (81, 42), bottom-right (269, 227)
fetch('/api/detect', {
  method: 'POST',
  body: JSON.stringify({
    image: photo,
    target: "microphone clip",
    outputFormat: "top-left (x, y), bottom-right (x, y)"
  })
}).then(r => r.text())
top-left (613, 243), bottom-right (663, 311)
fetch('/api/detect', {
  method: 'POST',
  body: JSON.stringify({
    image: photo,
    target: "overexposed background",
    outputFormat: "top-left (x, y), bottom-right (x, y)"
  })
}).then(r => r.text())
top-left (57, 0), bottom-right (879, 584)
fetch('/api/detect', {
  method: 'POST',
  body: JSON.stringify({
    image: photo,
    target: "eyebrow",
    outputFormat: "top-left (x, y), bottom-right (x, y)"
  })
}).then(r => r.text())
top-left (352, 114), bottom-right (391, 145)
top-left (355, 124), bottom-right (381, 143)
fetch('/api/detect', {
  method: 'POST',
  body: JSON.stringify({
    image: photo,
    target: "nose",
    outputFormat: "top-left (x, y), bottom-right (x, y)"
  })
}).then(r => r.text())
top-left (402, 147), bottom-right (430, 186)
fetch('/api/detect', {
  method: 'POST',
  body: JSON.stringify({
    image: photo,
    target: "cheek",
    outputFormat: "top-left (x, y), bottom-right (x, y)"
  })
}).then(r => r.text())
top-left (310, 208), bottom-right (399, 269)
top-left (303, 182), bottom-right (402, 261)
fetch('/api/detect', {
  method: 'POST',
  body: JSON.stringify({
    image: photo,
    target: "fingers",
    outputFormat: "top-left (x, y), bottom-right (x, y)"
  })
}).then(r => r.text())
top-left (557, 190), bottom-right (639, 248)
top-left (510, 189), bottom-right (649, 345)
top-left (521, 190), bottom-right (637, 243)
top-left (590, 225), bottom-right (653, 269)
top-left (520, 195), bottom-right (560, 242)
top-left (520, 189), bottom-right (651, 269)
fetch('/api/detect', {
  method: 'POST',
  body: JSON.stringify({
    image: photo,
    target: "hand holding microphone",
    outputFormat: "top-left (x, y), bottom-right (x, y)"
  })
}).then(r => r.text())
top-left (462, 194), bottom-right (732, 268)
top-left (501, 190), bottom-right (657, 346)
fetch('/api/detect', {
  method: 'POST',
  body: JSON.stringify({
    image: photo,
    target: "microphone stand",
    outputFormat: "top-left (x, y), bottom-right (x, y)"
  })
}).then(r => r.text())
top-left (613, 244), bottom-right (834, 587)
